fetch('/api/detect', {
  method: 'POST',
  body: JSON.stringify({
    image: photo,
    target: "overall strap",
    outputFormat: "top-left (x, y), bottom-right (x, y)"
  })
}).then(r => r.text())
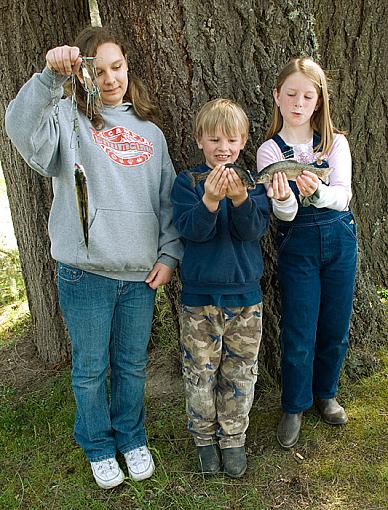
top-left (272, 134), bottom-right (294, 160)
top-left (273, 132), bottom-right (326, 166)
top-left (313, 132), bottom-right (321, 151)
top-left (272, 135), bottom-right (298, 196)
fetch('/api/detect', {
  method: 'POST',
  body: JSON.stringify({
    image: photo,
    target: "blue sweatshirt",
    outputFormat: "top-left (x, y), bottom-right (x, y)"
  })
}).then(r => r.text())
top-left (171, 164), bottom-right (270, 304)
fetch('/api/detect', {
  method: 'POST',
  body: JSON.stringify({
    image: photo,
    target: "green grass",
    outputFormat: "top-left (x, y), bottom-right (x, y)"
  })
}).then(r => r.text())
top-left (0, 248), bottom-right (26, 307)
top-left (378, 289), bottom-right (388, 321)
top-left (151, 287), bottom-right (179, 350)
top-left (0, 234), bottom-right (386, 508)
top-left (0, 334), bottom-right (386, 509)
top-left (0, 247), bottom-right (29, 348)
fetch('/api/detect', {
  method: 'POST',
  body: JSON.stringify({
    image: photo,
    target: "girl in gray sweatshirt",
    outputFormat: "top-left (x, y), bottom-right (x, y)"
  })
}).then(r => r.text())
top-left (5, 26), bottom-right (182, 489)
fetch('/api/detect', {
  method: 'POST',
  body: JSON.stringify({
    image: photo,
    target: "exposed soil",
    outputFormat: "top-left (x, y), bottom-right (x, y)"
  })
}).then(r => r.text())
top-left (145, 346), bottom-right (183, 398)
top-left (0, 171), bottom-right (183, 400)
top-left (0, 332), bottom-right (183, 401)
top-left (0, 334), bottom-right (65, 398)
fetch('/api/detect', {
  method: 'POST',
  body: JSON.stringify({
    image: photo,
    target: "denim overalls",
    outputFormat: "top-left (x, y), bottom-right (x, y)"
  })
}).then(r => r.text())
top-left (273, 134), bottom-right (358, 413)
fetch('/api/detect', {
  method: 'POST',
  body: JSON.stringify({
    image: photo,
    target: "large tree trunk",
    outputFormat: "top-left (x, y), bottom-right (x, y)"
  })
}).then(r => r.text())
top-left (313, 0), bottom-right (388, 373)
top-left (0, 0), bottom-right (91, 362)
top-left (0, 0), bottom-right (385, 369)
top-left (98, 0), bottom-right (386, 377)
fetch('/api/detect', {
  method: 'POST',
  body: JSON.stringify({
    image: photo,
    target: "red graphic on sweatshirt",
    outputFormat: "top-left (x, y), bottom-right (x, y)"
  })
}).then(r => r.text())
top-left (91, 126), bottom-right (153, 167)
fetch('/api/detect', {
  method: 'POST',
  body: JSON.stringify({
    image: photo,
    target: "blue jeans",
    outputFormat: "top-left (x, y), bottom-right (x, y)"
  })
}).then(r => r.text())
top-left (57, 263), bottom-right (156, 461)
top-left (276, 210), bottom-right (357, 413)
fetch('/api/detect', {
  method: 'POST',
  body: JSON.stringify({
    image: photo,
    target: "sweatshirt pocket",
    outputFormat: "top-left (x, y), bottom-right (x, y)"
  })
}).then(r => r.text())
top-left (77, 209), bottom-right (159, 272)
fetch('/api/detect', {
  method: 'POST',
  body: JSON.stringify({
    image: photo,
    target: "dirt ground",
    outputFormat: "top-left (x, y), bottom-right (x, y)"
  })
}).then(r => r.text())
top-left (0, 332), bottom-right (183, 401)
top-left (0, 169), bottom-right (182, 400)
top-left (0, 334), bottom-right (60, 398)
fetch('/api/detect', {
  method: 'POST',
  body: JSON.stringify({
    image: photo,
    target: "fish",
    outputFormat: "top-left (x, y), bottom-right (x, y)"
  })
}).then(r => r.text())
top-left (188, 160), bottom-right (332, 189)
top-left (188, 163), bottom-right (257, 189)
top-left (255, 160), bottom-right (333, 184)
top-left (74, 163), bottom-right (89, 248)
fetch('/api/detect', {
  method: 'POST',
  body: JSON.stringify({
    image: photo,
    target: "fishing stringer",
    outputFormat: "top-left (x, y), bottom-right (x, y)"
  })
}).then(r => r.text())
top-left (69, 58), bottom-right (101, 253)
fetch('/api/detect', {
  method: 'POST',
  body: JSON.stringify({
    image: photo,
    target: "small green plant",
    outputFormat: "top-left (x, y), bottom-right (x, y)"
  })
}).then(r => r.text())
top-left (377, 287), bottom-right (388, 304)
top-left (0, 247), bottom-right (29, 347)
top-left (150, 287), bottom-right (179, 348)
top-left (0, 248), bottom-right (26, 308)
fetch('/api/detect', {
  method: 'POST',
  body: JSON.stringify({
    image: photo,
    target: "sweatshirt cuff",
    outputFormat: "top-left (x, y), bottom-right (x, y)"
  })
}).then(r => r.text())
top-left (271, 192), bottom-right (298, 221)
top-left (199, 198), bottom-right (220, 218)
top-left (39, 66), bottom-right (68, 92)
top-left (312, 182), bottom-right (351, 211)
top-left (272, 192), bottom-right (297, 209)
top-left (230, 196), bottom-right (251, 215)
top-left (158, 254), bottom-right (179, 270)
top-left (300, 182), bottom-right (321, 207)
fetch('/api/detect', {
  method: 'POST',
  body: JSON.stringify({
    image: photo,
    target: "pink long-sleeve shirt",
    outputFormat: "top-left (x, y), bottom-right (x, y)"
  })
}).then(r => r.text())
top-left (256, 133), bottom-right (352, 221)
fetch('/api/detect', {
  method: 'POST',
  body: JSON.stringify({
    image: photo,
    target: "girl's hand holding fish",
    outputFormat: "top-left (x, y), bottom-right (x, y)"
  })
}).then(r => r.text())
top-left (46, 45), bottom-right (82, 76)
top-left (267, 172), bottom-right (292, 201)
top-left (225, 167), bottom-right (248, 207)
top-left (296, 170), bottom-right (319, 197)
top-left (203, 165), bottom-right (228, 212)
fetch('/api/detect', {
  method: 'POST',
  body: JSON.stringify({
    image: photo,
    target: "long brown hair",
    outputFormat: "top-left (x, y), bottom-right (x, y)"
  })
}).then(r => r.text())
top-left (266, 57), bottom-right (343, 155)
top-left (66, 26), bottom-right (160, 129)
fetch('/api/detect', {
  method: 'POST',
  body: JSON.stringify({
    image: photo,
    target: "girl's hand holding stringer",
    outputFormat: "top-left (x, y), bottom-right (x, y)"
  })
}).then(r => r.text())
top-left (296, 170), bottom-right (319, 197)
top-left (46, 45), bottom-right (82, 76)
top-left (202, 165), bottom-right (228, 212)
top-left (225, 167), bottom-right (248, 207)
top-left (267, 172), bottom-right (292, 201)
top-left (145, 262), bottom-right (174, 289)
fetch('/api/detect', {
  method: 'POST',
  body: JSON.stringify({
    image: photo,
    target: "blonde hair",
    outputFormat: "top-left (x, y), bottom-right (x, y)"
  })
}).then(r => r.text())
top-left (194, 98), bottom-right (249, 141)
top-left (65, 26), bottom-right (160, 129)
top-left (266, 57), bottom-right (342, 155)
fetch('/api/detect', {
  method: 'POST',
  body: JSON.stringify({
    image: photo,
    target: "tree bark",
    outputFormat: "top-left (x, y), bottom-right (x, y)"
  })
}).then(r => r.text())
top-left (98, 0), bottom-right (386, 377)
top-left (312, 0), bottom-right (388, 373)
top-left (0, 0), bottom-right (385, 370)
top-left (0, 0), bottom-right (91, 362)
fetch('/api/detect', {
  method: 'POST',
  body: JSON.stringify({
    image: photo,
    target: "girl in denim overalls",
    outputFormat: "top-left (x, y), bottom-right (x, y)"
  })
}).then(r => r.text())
top-left (257, 57), bottom-right (357, 448)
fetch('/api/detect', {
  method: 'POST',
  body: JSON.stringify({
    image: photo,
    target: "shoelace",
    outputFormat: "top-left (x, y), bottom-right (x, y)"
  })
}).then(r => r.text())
top-left (95, 459), bottom-right (117, 476)
top-left (127, 447), bottom-right (149, 467)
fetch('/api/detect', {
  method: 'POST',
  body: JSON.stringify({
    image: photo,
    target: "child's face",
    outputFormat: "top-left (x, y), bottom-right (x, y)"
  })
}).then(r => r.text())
top-left (196, 128), bottom-right (246, 169)
top-left (94, 43), bottom-right (128, 106)
top-left (274, 71), bottom-right (319, 130)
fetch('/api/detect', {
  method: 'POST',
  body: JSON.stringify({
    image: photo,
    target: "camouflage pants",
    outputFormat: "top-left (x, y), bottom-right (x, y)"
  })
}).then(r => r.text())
top-left (179, 303), bottom-right (263, 448)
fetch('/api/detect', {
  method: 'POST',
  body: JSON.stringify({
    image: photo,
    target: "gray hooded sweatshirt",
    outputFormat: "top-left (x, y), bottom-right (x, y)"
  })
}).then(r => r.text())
top-left (5, 67), bottom-right (182, 281)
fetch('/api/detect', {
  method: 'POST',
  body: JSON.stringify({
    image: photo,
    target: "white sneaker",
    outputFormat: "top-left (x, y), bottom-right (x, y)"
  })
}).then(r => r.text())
top-left (90, 457), bottom-right (125, 489)
top-left (124, 446), bottom-right (155, 481)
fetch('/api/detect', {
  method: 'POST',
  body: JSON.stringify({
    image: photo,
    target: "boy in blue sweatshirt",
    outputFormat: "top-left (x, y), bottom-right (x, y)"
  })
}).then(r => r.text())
top-left (171, 99), bottom-right (270, 478)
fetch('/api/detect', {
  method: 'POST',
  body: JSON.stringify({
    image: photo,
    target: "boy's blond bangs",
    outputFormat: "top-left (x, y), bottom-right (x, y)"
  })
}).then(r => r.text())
top-left (194, 99), bottom-right (249, 141)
